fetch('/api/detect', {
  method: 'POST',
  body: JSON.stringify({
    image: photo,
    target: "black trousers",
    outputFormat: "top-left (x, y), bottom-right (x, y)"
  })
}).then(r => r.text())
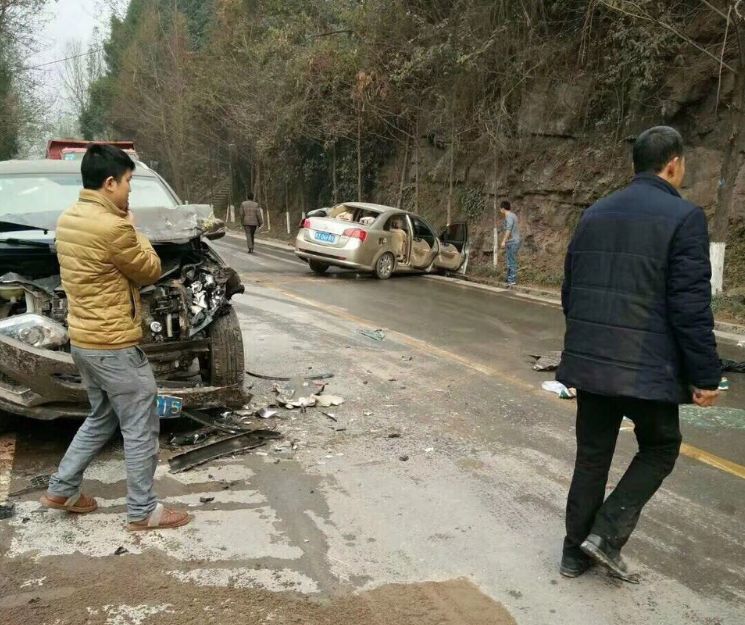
top-left (244, 225), bottom-right (258, 251)
top-left (563, 391), bottom-right (682, 557)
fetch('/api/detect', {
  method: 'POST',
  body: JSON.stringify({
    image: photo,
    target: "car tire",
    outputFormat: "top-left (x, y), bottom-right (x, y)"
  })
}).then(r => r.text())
top-left (205, 307), bottom-right (245, 386)
top-left (374, 252), bottom-right (395, 280)
top-left (309, 260), bottom-right (330, 275)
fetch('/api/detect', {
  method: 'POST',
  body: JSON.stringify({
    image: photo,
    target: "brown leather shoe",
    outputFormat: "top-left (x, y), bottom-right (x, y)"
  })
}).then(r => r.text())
top-left (40, 492), bottom-right (98, 514)
top-left (127, 503), bottom-right (191, 532)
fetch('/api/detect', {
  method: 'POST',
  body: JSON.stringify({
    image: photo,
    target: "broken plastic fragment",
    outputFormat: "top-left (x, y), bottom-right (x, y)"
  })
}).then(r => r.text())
top-left (541, 380), bottom-right (576, 399)
top-left (255, 407), bottom-right (279, 419)
top-left (530, 351), bottom-right (562, 372)
top-left (313, 395), bottom-right (344, 408)
top-left (359, 328), bottom-right (385, 341)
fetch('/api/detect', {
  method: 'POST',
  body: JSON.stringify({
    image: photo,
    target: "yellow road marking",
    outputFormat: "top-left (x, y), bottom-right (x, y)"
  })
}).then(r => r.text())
top-left (0, 433), bottom-right (17, 501)
top-left (257, 282), bottom-right (745, 482)
top-left (680, 443), bottom-right (745, 480)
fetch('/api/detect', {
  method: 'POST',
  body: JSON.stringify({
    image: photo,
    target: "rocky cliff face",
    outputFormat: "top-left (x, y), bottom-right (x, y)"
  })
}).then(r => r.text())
top-left (370, 60), bottom-right (745, 295)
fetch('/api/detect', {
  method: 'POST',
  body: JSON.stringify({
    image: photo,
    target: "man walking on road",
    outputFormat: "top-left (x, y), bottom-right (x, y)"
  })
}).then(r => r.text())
top-left (557, 126), bottom-right (720, 582)
top-left (500, 200), bottom-right (521, 286)
top-left (42, 144), bottom-right (191, 531)
top-left (240, 192), bottom-right (263, 253)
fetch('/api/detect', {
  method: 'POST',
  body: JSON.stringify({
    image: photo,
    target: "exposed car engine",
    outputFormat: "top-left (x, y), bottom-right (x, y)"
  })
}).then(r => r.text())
top-left (0, 244), bottom-right (243, 385)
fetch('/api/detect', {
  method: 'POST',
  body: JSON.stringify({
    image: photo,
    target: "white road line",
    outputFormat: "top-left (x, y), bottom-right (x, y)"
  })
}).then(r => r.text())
top-left (0, 433), bottom-right (17, 502)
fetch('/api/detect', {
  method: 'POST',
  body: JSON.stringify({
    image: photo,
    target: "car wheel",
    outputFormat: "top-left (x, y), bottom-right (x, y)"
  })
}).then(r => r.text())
top-left (374, 252), bottom-right (395, 280)
top-left (204, 307), bottom-right (245, 386)
top-left (309, 260), bottom-right (330, 275)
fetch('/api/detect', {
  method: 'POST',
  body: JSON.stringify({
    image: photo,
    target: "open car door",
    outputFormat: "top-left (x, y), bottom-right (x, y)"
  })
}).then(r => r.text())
top-left (434, 222), bottom-right (468, 271)
top-left (407, 215), bottom-right (439, 269)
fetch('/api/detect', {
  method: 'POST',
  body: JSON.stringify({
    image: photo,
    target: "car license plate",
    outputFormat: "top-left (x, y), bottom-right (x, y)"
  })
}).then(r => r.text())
top-left (314, 231), bottom-right (336, 244)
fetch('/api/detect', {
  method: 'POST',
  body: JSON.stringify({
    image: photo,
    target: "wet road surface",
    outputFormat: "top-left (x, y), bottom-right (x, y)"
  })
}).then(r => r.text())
top-left (0, 232), bottom-right (743, 625)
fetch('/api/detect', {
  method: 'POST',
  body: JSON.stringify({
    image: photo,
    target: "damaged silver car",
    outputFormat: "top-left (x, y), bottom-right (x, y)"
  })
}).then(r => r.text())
top-left (0, 159), bottom-right (245, 421)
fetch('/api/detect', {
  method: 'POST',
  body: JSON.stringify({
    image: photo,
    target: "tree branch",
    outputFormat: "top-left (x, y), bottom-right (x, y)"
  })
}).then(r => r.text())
top-left (599, 0), bottom-right (736, 72)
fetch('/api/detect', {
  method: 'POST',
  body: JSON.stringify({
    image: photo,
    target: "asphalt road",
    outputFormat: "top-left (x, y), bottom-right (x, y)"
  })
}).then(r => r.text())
top-left (0, 233), bottom-right (743, 625)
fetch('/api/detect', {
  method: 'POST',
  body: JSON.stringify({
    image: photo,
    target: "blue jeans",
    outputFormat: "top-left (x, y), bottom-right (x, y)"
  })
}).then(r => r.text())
top-left (48, 346), bottom-right (159, 521)
top-left (505, 241), bottom-right (521, 284)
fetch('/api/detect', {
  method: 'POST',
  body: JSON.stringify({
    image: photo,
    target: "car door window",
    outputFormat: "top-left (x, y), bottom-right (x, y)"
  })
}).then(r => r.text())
top-left (439, 223), bottom-right (468, 252)
top-left (410, 217), bottom-right (435, 247)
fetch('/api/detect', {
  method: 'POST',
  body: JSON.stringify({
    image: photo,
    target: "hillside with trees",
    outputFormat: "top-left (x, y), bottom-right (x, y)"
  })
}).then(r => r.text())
top-left (69, 1), bottom-right (745, 315)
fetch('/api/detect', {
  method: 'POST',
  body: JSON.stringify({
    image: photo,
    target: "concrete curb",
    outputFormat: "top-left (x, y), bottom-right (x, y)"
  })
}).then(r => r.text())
top-left (229, 231), bottom-right (745, 342)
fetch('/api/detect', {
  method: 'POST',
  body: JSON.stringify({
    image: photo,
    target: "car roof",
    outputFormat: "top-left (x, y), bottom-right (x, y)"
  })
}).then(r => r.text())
top-left (340, 202), bottom-right (403, 214)
top-left (0, 159), bottom-right (159, 178)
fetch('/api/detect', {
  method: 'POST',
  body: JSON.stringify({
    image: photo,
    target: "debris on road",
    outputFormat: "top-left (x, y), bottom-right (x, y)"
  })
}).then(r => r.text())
top-left (399, 455), bottom-right (409, 462)
top-left (246, 370), bottom-right (334, 381)
top-left (322, 412), bottom-right (338, 422)
top-left (169, 429), bottom-right (282, 472)
top-left (530, 351), bottom-right (562, 371)
top-left (255, 406), bottom-right (279, 419)
top-left (0, 502), bottom-right (15, 519)
top-left (719, 378), bottom-right (729, 391)
top-left (114, 546), bottom-right (129, 556)
top-left (721, 359), bottom-right (745, 373)
top-left (359, 328), bottom-right (386, 341)
top-left (8, 474), bottom-right (51, 498)
top-left (199, 496), bottom-right (215, 504)
top-left (541, 380), bottom-right (577, 399)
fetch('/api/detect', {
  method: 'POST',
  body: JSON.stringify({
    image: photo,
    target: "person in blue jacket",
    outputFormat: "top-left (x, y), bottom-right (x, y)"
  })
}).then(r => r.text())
top-left (557, 126), bottom-right (721, 582)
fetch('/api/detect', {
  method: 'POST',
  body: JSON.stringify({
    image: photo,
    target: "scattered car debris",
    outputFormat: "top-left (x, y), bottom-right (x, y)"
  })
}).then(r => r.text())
top-left (322, 412), bottom-right (338, 422)
top-left (114, 546), bottom-right (129, 556)
top-left (168, 430), bottom-right (282, 473)
top-left (541, 380), bottom-right (576, 399)
top-left (199, 497), bottom-right (215, 504)
top-left (8, 474), bottom-right (51, 498)
top-left (314, 395), bottom-right (344, 408)
top-left (721, 359), bottom-right (745, 373)
top-left (169, 430), bottom-right (213, 447)
top-left (183, 410), bottom-right (244, 435)
top-left (399, 455), bottom-right (409, 462)
top-left (530, 351), bottom-right (562, 371)
top-left (0, 502), bottom-right (15, 519)
top-left (246, 370), bottom-right (334, 381)
top-left (359, 328), bottom-right (386, 341)
top-left (388, 431), bottom-right (401, 438)
top-left (255, 406), bottom-right (279, 419)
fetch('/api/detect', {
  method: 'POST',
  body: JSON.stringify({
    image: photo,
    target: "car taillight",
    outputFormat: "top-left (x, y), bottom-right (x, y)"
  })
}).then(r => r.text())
top-left (343, 228), bottom-right (367, 242)
top-left (302, 219), bottom-right (311, 229)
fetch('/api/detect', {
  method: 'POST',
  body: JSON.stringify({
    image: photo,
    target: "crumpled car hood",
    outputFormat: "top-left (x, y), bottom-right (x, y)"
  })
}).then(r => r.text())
top-left (0, 204), bottom-right (219, 244)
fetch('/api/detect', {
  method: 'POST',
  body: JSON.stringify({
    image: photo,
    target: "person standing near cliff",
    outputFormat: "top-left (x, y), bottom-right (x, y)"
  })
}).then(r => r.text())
top-left (500, 200), bottom-right (521, 287)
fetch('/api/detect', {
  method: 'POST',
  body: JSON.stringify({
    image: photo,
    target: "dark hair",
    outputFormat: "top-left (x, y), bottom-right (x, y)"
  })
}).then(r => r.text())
top-left (500, 200), bottom-right (511, 211)
top-left (633, 126), bottom-right (684, 174)
top-left (81, 144), bottom-right (135, 190)
top-left (246, 191), bottom-right (254, 201)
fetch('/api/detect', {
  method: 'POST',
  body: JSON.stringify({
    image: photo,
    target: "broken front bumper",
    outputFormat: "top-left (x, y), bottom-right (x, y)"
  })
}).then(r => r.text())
top-left (0, 335), bottom-right (245, 420)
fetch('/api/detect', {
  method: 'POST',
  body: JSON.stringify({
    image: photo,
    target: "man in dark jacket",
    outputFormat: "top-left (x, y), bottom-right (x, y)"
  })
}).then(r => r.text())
top-left (239, 192), bottom-right (263, 253)
top-left (557, 126), bottom-right (720, 582)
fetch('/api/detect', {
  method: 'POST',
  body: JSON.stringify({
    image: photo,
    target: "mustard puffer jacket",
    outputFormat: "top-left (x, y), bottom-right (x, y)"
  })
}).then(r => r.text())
top-left (56, 190), bottom-right (162, 349)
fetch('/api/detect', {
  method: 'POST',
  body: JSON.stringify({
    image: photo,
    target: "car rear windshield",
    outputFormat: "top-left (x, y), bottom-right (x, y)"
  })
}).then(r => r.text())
top-left (0, 173), bottom-right (178, 215)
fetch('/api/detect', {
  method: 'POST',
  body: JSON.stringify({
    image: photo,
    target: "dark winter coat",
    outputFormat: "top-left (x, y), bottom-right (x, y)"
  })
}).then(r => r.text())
top-left (556, 173), bottom-right (721, 404)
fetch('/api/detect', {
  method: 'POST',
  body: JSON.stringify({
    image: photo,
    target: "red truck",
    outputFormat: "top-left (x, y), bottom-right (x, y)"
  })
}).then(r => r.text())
top-left (46, 139), bottom-right (139, 161)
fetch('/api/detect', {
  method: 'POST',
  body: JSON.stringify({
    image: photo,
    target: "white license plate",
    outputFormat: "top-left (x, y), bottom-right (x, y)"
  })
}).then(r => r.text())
top-left (314, 231), bottom-right (336, 244)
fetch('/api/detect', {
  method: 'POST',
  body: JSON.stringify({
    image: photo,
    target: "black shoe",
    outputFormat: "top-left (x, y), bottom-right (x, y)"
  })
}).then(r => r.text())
top-left (581, 534), bottom-right (639, 584)
top-left (248, 248), bottom-right (253, 254)
top-left (560, 553), bottom-right (593, 578)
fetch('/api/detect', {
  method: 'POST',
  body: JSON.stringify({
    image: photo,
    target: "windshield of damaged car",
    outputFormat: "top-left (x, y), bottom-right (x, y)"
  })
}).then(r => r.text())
top-left (0, 174), bottom-right (178, 214)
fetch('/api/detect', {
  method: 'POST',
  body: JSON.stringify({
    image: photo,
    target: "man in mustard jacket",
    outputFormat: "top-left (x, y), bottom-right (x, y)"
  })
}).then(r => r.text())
top-left (41, 144), bottom-right (190, 531)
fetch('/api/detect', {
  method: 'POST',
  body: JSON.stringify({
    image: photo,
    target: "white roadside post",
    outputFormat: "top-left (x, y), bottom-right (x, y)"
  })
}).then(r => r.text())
top-left (286, 211), bottom-right (291, 235)
top-left (710, 241), bottom-right (726, 295)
